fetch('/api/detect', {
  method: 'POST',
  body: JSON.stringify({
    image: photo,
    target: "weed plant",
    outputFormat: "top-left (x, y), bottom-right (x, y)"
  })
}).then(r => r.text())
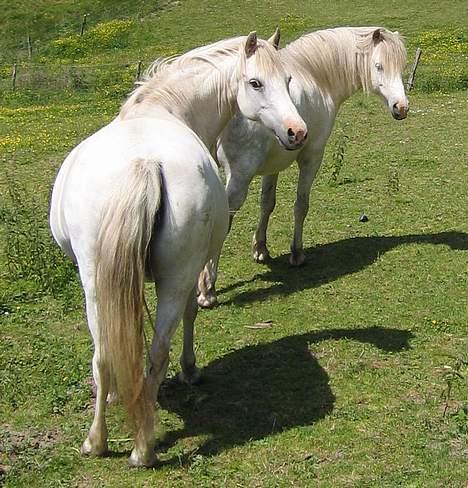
top-left (329, 126), bottom-right (349, 186)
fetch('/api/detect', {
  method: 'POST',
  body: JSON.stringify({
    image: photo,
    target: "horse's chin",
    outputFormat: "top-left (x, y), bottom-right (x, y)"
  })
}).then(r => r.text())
top-left (274, 133), bottom-right (300, 151)
top-left (391, 112), bottom-right (407, 121)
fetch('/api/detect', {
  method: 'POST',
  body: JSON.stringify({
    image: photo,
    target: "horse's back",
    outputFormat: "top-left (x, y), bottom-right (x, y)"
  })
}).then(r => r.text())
top-left (50, 116), bottom-right (228, 275)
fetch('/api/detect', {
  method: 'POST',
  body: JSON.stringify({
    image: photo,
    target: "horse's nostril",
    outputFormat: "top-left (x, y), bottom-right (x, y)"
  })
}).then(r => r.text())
top-left (287, 128), bottom-right (295, 137)
top-left (295, 129), bottom-right (306, 143)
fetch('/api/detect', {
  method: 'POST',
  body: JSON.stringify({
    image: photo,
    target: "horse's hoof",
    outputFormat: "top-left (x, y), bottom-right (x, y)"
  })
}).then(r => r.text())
top-left (252, 240), bottom-right (271, 264)
top-left (289, 250), bottom-right (306, 267)
top-left (197, 293), bottom-right (218, 309)
top-left (81, 438), bottom-right (108, 457)
top-left (252, 246), bottom-right (270, 264)
top-left (253, 252), bottom-right (270, 264)
top-left (178, 367), bottom-right (202, 386)
top-left (128, 449), bottom-right (158, 469)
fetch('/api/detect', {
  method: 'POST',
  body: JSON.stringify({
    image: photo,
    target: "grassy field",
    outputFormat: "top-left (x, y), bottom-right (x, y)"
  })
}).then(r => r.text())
top-left (1, 0), bottom-right (467, 486)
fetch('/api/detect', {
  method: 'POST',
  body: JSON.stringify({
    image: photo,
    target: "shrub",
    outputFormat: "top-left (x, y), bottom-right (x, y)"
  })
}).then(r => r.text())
top-left (0, 176), bottom-right (79, 302)
top-left (412, 30), bottom-right (468, 92)
top-left (48, 19), bottom-right (134, 59)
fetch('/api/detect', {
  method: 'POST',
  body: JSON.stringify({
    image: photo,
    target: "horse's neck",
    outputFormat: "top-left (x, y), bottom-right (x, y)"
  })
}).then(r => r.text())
top-left (121, 70), bottom-right (237, 150)
top-left (284, 34), bottom-right (364, 107)
top-left (173, 93), bottom-right (235, 150)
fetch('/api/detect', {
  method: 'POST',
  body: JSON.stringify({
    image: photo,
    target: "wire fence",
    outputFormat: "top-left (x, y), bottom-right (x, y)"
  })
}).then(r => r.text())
top-left (0, 51), bottom-right (466, 94)
top-left (0, 60), bottom-right (145, 92)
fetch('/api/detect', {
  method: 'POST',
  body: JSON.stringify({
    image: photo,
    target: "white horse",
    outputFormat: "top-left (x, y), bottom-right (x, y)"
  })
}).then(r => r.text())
top-left (49, 33), bottom-right (307, 468)
top-left (198, 27), bottom-right (409, 308)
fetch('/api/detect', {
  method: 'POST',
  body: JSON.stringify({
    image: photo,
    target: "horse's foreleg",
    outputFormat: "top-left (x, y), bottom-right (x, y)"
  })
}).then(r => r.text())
top-left (179, 287), bottom-right (201, 385)
top-left (290, 154), bottom-right (323, 266)
top-left (253, 173), bottom-right (279, 263)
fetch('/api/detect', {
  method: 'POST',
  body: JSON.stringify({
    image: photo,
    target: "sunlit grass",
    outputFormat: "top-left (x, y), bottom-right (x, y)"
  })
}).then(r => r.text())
top-left (0, 1), bottom-right (467, 486)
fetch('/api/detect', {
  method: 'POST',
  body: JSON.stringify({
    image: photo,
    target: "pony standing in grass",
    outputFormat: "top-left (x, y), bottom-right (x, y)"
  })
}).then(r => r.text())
top-left (49, 32), bottom-right (307, 467)
top-left (197, 27), bottom-right (409, 308)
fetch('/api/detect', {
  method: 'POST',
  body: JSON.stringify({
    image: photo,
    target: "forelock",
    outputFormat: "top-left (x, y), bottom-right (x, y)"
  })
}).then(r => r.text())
top-left (246, 39), bottom-right (284, 76)
top-left (371, 29), bottom-right (407, 74)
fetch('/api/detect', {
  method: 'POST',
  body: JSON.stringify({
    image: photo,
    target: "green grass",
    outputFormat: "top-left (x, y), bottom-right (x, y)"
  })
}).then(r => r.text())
top-left (1, 0), bottom-right (467, 486)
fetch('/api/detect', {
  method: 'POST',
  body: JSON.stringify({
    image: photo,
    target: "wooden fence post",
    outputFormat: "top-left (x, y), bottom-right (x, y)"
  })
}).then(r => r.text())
top-left (136, 60), bottom-right (142, 82)
top-left (80, 14), bottom-right (88, 36)
top-left (27, 34), bottom-right (32, 59)
top-left (11, 63), bottom-right (17, 91)
top-left (406, 48), bottom-right (422, 91)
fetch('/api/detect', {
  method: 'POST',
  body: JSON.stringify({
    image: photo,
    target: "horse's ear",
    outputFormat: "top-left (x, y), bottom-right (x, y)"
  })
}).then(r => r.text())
top-left (245, 31), bottom-right (258, 58)
top-left (372, 28), bottom-right (384, 44)
top-left (268, 27), bottom-right (281, 50)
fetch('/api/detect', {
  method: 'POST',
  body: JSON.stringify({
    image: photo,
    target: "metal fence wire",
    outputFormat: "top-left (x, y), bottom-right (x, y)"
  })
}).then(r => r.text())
top-left (0, 52), bottom-right (466, 93)
top-left (0, 61), bottom-right (141, 92)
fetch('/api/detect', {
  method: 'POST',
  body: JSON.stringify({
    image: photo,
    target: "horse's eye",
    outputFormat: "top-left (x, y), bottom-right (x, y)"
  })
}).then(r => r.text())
top-left (375, 62), bottom-right (383, 72)
top-left (249, 79), bottom-right (263, 90)
top-left (287, 75), bottom-right (292, 85)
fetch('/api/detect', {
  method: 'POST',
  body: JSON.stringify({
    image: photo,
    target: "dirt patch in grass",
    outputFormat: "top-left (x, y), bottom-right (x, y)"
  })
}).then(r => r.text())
top-left (0, 425), bottom-right (62, 479)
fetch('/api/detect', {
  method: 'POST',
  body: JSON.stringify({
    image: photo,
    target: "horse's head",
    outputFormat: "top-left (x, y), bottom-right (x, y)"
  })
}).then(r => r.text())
top-left (236, 32), bottom-right (307, 150)
top-left (369, 28), bottom-right (408, 120)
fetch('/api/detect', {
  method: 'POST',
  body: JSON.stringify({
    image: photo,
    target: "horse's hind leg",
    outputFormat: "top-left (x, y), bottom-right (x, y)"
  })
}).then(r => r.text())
top-left (80, 278), bottom-right (109, 457)
top-left (197, 170), bottom-right (253, 308)
top-left (81, 350), bottom-right (110, 457)
top-left (129, 289), bottom-right (189, 465)
top-left (129, 394), bottom-right (157, 468)
top-left (179, 287), bottom-right (201, 385)
top-left (146, 285), bottom-right (193, 400)
top-left (197, 254), bottom-right (222, 309)
top-left (252, 173), bottom-right (279, 263)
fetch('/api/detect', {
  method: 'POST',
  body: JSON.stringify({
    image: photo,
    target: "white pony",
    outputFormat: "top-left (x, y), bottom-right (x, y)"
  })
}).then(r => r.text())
top-left (198, 27), bottom-right (409, 308)
top-left (49, 33), bottom-right (307, 467)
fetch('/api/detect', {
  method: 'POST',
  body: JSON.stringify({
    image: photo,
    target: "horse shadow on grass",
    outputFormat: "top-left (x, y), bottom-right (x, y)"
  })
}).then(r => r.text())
top-left (158, 325), bottom-right (413, 463)
top-left (219, 231), bottom-right (468, 306)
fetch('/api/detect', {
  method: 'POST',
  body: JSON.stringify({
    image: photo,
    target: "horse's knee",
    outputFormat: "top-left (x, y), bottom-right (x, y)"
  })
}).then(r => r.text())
top-left (227, 186), bottom-right (249, 212)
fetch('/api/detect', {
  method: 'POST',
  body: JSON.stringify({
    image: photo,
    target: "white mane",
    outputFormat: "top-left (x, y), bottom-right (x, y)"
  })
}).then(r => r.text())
top-left (283, 26), bottom-right (407, 97)
top-left (120, 36), bottom-right (281, 119)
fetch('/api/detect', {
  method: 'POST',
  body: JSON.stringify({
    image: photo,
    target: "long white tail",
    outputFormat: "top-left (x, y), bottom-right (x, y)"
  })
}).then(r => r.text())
top-left (95, 157), bottom-right (161, 431)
